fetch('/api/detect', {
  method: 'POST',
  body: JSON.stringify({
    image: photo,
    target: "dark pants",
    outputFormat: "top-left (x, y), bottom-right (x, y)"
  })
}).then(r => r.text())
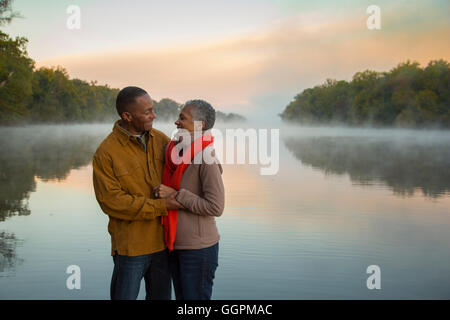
top-left (169, 243), bottom-right (219, 300)
top-left (110, 249), bottom-right (171, 300)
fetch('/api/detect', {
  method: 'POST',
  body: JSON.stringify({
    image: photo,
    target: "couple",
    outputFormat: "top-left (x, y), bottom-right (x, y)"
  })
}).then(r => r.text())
top-left (92, 86), bottom-right (225, 300)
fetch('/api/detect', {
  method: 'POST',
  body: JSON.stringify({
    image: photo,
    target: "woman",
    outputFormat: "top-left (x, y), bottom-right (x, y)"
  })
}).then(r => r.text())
top-left (153, 99), bottom-right (225, 300)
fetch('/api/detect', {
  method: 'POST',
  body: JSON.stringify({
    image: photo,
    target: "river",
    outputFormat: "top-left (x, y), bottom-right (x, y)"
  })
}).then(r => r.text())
top-left (0, 122), bottom-right (449, 299)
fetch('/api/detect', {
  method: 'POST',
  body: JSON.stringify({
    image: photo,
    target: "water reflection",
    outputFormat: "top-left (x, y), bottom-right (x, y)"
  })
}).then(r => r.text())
top-left (284, 135), bottom-right (450, 198)
top-left (0, 126), bottom-right (104, 222)
top-left (0, 125), bottom-right (104, 273)
top-left (0, 231), bottom-right (23, 274)
top-left (0, 124), bottom-right (449, 298)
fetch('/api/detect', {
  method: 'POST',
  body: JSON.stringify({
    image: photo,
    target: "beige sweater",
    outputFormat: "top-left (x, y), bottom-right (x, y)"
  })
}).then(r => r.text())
top-left (173, 146), bottom-right (225, 250)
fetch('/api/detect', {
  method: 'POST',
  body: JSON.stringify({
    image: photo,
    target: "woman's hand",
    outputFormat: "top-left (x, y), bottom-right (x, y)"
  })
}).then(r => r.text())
top-left (153, 184), bottom-right (177, 199)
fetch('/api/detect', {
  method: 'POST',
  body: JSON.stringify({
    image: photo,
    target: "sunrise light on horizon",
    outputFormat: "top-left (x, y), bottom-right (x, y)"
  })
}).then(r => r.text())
top-left (3, 0), bottom-right (449, 118)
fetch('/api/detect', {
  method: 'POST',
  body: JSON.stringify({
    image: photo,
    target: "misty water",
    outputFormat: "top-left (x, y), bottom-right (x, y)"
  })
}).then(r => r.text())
top-left (0, 122), bottom-right (449, 299)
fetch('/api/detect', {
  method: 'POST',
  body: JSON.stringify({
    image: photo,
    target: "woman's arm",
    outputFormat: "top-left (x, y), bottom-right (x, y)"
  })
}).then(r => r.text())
top-left (175, 163), bottom-right (225, 217)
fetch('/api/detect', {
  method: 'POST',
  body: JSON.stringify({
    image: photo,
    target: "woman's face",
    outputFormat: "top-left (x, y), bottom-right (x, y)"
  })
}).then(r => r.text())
top-left (175, 105), bottom-right (203, 133)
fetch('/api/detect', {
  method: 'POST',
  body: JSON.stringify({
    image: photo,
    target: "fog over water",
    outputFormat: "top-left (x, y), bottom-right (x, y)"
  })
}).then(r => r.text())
top-left (0, 121), bottom-right (449, 299)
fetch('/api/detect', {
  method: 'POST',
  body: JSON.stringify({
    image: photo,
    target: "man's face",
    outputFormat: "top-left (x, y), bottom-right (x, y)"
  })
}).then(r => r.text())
top-left (125, 94), bottom-right (156, 133)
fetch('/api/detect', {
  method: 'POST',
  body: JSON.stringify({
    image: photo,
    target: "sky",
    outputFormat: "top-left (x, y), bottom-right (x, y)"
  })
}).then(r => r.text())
top-left (2, 0), bottom-right (450, 119)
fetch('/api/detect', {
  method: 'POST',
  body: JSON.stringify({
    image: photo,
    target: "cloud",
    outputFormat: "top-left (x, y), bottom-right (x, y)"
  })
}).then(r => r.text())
top-left (37, 9), bottom-right (450, 114)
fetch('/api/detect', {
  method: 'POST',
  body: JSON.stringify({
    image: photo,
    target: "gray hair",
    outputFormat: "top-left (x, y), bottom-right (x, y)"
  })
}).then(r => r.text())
top-left (184, 99), bottom-right (216, 130)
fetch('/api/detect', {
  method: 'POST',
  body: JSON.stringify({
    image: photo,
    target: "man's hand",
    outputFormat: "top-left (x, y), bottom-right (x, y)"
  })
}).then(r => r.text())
top-left (154, 184), bottom-right (177, 199)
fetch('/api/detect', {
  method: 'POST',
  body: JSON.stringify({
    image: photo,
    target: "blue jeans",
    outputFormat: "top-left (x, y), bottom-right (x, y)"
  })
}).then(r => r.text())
top-left (110, 249), bottom-right (171, 300)
top-left (169, 243), bottom-right (219, 300)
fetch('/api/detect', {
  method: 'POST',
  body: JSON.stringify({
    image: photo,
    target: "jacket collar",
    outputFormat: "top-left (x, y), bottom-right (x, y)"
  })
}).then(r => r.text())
top-left (113, 120), bottom-right (154, 146)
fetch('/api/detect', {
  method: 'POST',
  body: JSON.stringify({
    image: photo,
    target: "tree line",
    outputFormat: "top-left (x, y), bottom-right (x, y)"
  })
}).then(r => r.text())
top-left (154, 98), bottom-right (246, 123)
top-left (280, 59), bottom-right (450, 128)
top-left (0, 0), bottom-right (245, 125)
top-left (0, 28), bottom-right (245, 125)
top-left (0, 1), bottom-right (245, 125)
top-left (0, 25), bottom-right (120, 124)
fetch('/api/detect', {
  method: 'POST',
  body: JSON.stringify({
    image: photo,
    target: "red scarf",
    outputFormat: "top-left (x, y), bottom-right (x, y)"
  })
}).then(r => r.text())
top-left (161, 133), bottom-right (214, 251)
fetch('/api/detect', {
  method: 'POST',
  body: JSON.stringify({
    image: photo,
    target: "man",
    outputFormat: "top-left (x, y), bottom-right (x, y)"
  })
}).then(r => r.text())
top-left (92, 86), bottom-right (183, 300)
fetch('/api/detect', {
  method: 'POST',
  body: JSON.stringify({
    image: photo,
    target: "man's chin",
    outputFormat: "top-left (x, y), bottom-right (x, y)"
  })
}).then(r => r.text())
top-left (144, 123), bottom-right (153, 131)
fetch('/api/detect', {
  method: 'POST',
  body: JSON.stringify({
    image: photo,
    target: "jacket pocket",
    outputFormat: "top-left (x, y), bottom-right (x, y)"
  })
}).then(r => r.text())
top-left (113, 163), bottom-right (142, 193)
top-left (113, 163), bottom-right (141, 177)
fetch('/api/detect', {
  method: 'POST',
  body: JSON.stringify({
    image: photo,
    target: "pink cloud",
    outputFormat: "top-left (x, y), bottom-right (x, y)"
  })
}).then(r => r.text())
top-left (37, 12), bottom-right (450, 112)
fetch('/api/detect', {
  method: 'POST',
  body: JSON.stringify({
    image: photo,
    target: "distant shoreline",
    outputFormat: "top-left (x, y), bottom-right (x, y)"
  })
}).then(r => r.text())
top-left (1, 120), bottom-right (449, 132)
top-left (280, 60), bottom-right (450, 130)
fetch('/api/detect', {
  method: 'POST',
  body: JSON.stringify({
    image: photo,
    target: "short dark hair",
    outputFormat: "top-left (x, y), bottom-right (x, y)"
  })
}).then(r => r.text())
top-left (184, 99), bottom-right (216, 130)
top-left (116, 86), bottom-right (149, 117)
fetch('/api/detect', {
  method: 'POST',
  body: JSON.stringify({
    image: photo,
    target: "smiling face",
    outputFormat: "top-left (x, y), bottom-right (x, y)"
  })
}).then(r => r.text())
top-left (122, 94), bottom-right (156, 134)
top-left (175, 104), bottom-right (203, 133)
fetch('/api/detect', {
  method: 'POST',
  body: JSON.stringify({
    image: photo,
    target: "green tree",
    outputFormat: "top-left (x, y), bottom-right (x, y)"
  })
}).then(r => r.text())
top-left (154, 98), bottom-right (181, 122)
top-left (280, 59), bottom-right (450, 128)
top-left (0, 0), bottom-right (244, 126)
top-left (29, 67), bottom-right (76, 122)
top-left (0, 31), bottom-right (34, 124)
top-left (0, 0), bottom-right (20, 26)
top-left (27, 67), bottom-right (120, 123)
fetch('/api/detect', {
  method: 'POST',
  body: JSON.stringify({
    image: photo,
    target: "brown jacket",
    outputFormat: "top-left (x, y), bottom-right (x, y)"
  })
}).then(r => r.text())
top-left (173, 146), bottom-right (225, 250)
top-left (92, 121), bottom-right (170, 256)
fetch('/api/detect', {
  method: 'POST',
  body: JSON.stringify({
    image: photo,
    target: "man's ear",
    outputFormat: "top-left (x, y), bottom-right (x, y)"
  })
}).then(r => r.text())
top-left (122, 111), bottom-right (132, 122)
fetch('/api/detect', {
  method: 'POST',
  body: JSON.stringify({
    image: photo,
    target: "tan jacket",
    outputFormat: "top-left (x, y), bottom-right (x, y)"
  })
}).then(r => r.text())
top-left (173, 146), bottom-right (225, 250)
top-left (92, 121), bottom-right (170, 256)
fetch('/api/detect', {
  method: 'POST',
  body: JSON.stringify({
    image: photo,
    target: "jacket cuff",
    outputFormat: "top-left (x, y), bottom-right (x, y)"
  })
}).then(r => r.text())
top-left (175, 188), bottom-right (194, 209)
top-left (149, 198), bottom-right (168, 219)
